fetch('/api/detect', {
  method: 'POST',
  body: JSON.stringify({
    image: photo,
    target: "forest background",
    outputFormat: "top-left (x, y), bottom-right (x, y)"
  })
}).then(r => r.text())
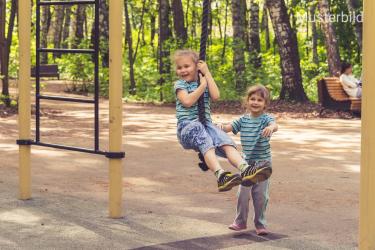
top-left (0, 0), bottom-right (363, 106)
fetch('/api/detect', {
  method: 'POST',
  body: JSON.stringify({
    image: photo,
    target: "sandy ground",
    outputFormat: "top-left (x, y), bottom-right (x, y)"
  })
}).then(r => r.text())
top-left (0, 82), bottom-right (360, 249)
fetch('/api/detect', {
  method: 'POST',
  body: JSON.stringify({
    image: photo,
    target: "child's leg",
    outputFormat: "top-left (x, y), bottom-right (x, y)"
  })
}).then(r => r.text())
top-left (221, 145), bottom-right (247, 170)
top-left (204, 148), bottom-right (242, 192)
top-left (251, 179), bottom-right (270, 229)
top-left (203, 148), bottom-right (224, 172)
top-left (232, 185), bottom-right (252, 226)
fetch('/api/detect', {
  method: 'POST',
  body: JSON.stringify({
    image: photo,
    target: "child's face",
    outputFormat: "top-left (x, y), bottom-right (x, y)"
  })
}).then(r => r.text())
top-left (247, 93), bottom-right (266, 116)
top-left (175, 56), bottom-right (197, 82)
top-left (345, 66), bottom-right (353, 75)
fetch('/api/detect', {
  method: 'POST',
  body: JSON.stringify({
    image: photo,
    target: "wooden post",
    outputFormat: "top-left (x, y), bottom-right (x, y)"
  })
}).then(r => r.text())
top-left (360, 1), bottom-right (375, 248)
top-left (108, 0), bottom-right (124, 218)
top-left (18, 0), bottom-right (32, 200)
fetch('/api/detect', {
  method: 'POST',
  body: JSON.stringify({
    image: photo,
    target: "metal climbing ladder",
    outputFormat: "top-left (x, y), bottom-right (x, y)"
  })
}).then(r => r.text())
top-left (17, 0), bottom-right (124, 159)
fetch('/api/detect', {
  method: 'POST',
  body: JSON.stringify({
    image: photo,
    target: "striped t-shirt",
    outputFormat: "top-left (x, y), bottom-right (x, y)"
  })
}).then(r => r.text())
top-left (174, 79), bottom-right (212, 123)
top-left (231, 113), bottom-right (275, 162)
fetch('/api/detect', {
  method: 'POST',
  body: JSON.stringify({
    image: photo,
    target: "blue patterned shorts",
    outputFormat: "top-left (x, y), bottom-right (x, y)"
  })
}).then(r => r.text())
top-left (177, 120), bottom-right (237, 158)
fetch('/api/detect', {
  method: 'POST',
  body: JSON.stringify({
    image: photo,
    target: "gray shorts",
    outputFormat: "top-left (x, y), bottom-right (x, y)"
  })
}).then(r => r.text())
top-left (177, 120), bottom-right (236, 157)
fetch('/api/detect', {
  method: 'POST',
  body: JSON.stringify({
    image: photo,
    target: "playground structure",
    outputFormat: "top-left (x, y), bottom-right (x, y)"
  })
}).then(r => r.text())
top-left (18, 0), bottom-right (124, 218)
top-left (14, 0), bottom-right (375, 249)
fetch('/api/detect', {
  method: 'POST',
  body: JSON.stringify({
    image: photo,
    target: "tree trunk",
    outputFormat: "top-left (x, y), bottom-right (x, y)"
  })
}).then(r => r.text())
top-left (41, 6), bottom-right (51, 64)
top-left (73, 5), bottom-right (86, 47)
top-left (232, 0), bottom-right (246, 93)
top-left (0, 0), bottom-right (7, 99)
top-left (266, 0), bottom-right (308, 102)
top-left (216, 0), bottom-right (222, 40)
top-left (249, 0), bottom-right (261, 68)
top-left (318, 0), bottom-right (341, 76)
top-left (158, 0), bottom-right (171, 101)
top-left (171, 0), bottom-right (187, 47)
top-left (0, 0), bottom-right (16, 106)
top-left (125, 0), bottom-right (136, 95)
top-left (221, 0), bottom-right (229, 63)
top-left (99, 0), bottom-right (109, 67)
top-left (346, 0), bottom-right (362, 51)
top-left (242, 0), bottom-right (249, 51)
top-left (52, 5), bottom-right (64, 58)
top-left (62, 6), bottom-right (71, 48)
top-left (150, 1), bottom-right (156, 48)
top-left (310, 3), bottom-right (319, 65)
top-left (261, 5), bottom-right (271, 50)
top-left (191, 0), bottom-right (197, 39)
top-left (133, 0), bottom-right (147, 62)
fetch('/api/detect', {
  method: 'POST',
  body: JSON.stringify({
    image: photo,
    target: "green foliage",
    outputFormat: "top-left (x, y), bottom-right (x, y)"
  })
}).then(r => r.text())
top-left (4, 0), bottom-right (361, 105)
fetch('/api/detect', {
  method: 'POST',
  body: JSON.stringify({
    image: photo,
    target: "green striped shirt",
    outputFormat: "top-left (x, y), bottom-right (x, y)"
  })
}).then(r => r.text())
top-left (174, 80), bottom-right (212, 123)
top-left (232, 114), bottom-right (275, 162)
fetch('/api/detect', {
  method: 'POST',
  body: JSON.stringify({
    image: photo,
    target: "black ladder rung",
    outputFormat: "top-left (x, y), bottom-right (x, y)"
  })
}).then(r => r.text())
top-left (31, 141), bottom-right (106, 155)
top-left (38, 1), bottom-right (96, 6)
top-left (38, 48), bottom-right (95, 54)
top-left (38, 94), bottom-right (95, 103)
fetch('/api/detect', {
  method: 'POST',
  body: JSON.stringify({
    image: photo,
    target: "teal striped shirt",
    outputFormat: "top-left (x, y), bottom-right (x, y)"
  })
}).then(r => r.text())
top-left (232, 114), bottom-right (275, 162)
top-left (174, 80), bottom-right (212, 123)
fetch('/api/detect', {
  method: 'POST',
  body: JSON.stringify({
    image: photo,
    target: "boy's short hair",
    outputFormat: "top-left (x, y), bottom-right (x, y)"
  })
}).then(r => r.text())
top-left (244, 84), bottom-right (271, 106)
top-left (172, 49), bottom-right (199, 65)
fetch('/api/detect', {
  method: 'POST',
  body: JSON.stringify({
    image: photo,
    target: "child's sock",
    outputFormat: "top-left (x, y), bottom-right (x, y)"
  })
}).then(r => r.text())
top-left (214, 168), bottom-right (225, 179)
top-left (237, 160), bottom-right (248, 172)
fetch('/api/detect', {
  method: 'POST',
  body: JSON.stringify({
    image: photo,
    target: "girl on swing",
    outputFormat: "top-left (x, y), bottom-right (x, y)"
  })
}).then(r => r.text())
top-left (172, 49), bottom-right (271, 192)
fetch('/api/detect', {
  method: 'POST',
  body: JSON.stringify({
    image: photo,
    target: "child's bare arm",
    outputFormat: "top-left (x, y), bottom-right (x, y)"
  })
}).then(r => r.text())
top-left (198, 61), bottom-right (220, 101)
top-left (217, 123), bottom-right (233, 133)
top-left (176, 77), bottom-right (207, 108)
top-left (262, 122), bottom-right (278, 137)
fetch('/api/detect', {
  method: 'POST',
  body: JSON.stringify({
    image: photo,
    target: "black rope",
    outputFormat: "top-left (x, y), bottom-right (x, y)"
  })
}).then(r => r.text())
top-left (197, 0), bottom-right (210, 126)
top-left (197, 0), bottom-right (210, 172)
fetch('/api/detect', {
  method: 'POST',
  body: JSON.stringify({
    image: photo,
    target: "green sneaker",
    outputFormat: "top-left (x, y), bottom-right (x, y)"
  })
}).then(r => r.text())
top-left (218, 172), bottom-right (242, 192)
top-left (241, 163), bottom-right (272, 186)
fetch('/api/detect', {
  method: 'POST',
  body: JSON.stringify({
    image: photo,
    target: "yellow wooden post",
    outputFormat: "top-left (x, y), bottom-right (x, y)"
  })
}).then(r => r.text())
top-left (360, 1), bottom-right (375, 248)
top-left (108, 0), bottom-right (124, 218)
top-left (18, 0), bottom-right (32, 200)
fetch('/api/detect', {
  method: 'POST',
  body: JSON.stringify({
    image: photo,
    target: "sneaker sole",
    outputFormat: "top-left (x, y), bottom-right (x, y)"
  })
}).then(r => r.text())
top-left (218, 175), bottom-right (242, 192)
top-left (241, 167), bottom-right (272, 186)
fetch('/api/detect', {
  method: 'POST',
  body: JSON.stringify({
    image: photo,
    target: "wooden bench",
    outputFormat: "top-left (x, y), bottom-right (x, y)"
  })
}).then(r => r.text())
top-left (31, 64), bottom-right (60, 79)
top-left (317, 77), bottom-right (361, 113)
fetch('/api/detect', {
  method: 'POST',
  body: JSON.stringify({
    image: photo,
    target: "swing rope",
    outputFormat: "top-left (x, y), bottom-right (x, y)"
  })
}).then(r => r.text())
top-left (197, 0), bottom-right (210, 171)
top-left (197, 0), bottom-right (210, 125)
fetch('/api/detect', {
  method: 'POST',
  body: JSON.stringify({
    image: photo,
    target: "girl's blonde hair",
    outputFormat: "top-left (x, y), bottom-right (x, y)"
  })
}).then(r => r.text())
top-left (243, 84), bottom-right (271, 107)
top-left (172, 49), bottom-right (199, 65)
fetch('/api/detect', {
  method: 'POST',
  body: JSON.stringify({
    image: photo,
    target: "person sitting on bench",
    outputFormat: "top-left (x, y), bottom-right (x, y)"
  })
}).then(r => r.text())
top-left (339, 62), bottom-right (362, 98)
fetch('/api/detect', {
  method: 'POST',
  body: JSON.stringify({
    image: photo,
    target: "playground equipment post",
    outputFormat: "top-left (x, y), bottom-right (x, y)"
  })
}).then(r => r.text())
top-left (360, 1), bottom-right (375, 248)
top-left (108, 0), bottom-right (124, 218)
top-left (18, 0), bottom-right (32, 200)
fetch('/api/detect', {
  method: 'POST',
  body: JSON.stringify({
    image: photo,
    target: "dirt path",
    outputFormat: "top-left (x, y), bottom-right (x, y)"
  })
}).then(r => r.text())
top-left (0, 85), bottom-right (360, 249)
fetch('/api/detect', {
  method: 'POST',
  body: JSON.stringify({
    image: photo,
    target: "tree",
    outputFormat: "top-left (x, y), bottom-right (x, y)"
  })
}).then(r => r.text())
top-left (249, 0), bottom-right (261, 68)
top-left (266, 0), bottom-right (308, 102)
top-left (158, 0), bottom-right (172, 101)
top-left (125, 0), bottom-right (136, 95)
top-left (171, 0), bottom-right (187, 47)
top-left (221, 0), bottom-right (229, 63)
top-left (52, 5), bottom-right (65, 58)
top-left (40, 6), bottom-right (51, 64)
top-left (99, 0), bottom-right (109, 67)
top-left (346, 0), bottom-right (362, 51)
top-left (232, 0), bottom-right (246, 93)
top-left (62, 6), bottom-right (71, 48)
top-left (0, 0), bottom-right (17, 106)
top-left (261, 5), bottom-right (271, 51)
top-left (318, 0), bottom-right (341, 76)
top-left (310, 2), bottom-right (319, 65)
top-left (73, 5), bottom-right (86, 47)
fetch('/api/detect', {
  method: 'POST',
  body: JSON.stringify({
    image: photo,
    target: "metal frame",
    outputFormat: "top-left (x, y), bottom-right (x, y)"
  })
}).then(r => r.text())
top-left (24, 0), bottom-right (120, 157)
